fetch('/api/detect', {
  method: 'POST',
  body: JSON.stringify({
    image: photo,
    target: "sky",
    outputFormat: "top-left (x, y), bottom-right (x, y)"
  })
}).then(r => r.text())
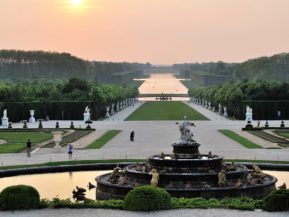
top-left (1, 0), bottom-right (289, 64)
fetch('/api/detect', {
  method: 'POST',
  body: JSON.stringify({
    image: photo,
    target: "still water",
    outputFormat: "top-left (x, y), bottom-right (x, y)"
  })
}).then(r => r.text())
top-left (0, 170), bottom-right (288, 200)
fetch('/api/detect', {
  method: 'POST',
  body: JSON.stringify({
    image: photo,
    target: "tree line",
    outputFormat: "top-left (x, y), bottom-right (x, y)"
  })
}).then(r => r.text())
top-left (175, 53), bottom-right (289, 84)
top-left (0, 78), bottom-right (138, 121)
top-left (0, 50), bottom-right (150, 84)
top-left (188, 80), bottom-right (289, 119)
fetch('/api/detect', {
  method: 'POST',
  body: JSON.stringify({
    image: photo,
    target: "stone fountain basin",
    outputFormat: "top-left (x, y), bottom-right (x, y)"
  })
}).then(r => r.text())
top-left (125, 164), bottom-right (248, 184)
top-left (96, 172), bottom-right (277, 200)
top-left (149, 155), bottom-right (224, 169)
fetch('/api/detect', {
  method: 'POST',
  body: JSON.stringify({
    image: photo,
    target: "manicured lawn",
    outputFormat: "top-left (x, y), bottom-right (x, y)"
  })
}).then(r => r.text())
top-left (125, 101), bottom-right (209, 121)
top-left (0, 132), bottom-right (52, 153)
top-left (274, 131), bottom-right (289, 139)
top-left (86, 130), bottom-right (121, 149)
top-left (219, 129), bottom-right (262, 149)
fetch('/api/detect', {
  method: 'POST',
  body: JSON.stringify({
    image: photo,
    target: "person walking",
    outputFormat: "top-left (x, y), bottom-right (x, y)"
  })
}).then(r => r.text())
top-left (68, 143), bottom-right (73, 159)
top-left (26, 139), bottom-right (32, 157)
top-left (130, 131), bottom-right (135, 142)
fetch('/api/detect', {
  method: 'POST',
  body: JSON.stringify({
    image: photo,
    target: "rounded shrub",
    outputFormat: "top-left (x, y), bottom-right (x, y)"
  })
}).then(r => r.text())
top-left (0, 185), bottom-right (40, 211)
top-left (123, 185), bottom-right (171, 211)
top-left (263, 189), bottom-right (289, 212)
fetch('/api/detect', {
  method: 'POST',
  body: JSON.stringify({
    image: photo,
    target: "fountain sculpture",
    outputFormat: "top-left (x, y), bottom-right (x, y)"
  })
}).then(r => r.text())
top-left (96, 117), bottom-right (277, 200)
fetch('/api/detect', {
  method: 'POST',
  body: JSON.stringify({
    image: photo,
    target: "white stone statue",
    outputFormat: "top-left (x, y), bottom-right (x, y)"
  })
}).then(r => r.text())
top-left (106, 106), bottom-right (110, 118)
top-left (223, 106), bottom-right (228, 117)
top-left (3, 109), bottom-right (7, 118)
top-left (2, 109), bottom-right (8, 127)
top-left (245, 105), bottom-right (253, 122)
top-left (176, 116), bottom-right (196, 142)
top-left (29, 110), bottom-right (36, 123)
top-left (83, 106), bottom-right (91, 122)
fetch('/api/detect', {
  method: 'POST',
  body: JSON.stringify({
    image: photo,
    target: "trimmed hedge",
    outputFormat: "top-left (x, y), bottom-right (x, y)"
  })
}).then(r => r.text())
top-left (0, 185), bottom-right (40, 211)
top-left (263, 189), bottom-right (289, 211)
top-left (123, 185), bottom-right (172, 211)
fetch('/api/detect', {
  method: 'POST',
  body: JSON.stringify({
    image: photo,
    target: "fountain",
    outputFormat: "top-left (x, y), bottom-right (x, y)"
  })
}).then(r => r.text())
top-left (96, 117), bottom-right (277, 200)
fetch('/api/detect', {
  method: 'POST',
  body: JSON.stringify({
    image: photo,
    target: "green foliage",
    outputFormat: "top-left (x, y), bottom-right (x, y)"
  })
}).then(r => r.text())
top-left (188, 80), bottom-right (289, 119)
top-left (123, 185), bottom-right (172, 211)
top-left (0, 79), bottom-right (138, 121)
top-left (0, 50), bottom-right (149, 83)
top-left (0, 185), bottom-right (40, 211)
top-left (40, 198), bottom-right (123, 209)
top-left (274, 131), bottom-right (289, 139)
top-left (126, 101), bottom-right (209, 121)
top-left (219, 130), bottom-right (262, 149)
top-left (171, 197), bottom-right (258, 211)
top-left (263, 189), bottom-right (289, 211)
top-left (86, 130), bottom-right (121, 149)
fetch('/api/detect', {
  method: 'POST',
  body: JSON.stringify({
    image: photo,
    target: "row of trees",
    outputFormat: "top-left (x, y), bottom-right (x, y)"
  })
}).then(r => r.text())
top-left (188, 80), bottom-right (289, 119)
top-left (0, 78), bottom-right (138, 121)
top-left (175, 53), bottom-right (289, 85)
top-left (0, 50), bottom-right (150, 83)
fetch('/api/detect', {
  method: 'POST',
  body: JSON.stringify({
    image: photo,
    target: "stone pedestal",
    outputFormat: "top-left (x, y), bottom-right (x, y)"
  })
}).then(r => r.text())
top-left (1, 117), bottom-right (8, 127)
top-left (105, 106), bottom-right (110, 118)
top-left (53, 131), bottom-right (62, 152)
top-left (83, 113), bottom-right (90, 122)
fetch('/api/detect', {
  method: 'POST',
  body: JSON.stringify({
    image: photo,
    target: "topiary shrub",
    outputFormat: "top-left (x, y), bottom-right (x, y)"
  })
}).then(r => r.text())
top-left (123, 185), bottom-right (171, 211)
top-left (0, 185), bottom-right (40, 211)
top-left (263, 189), bottom-right (289, 212)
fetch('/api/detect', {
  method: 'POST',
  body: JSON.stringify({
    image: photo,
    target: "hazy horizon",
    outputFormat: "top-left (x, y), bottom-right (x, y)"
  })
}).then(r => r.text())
top-left (1, 0), bottom-right (289, 64)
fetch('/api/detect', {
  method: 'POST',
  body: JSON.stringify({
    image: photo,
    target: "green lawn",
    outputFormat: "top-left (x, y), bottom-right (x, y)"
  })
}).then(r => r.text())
top-left (219, 129), bottom-right (262, 149)
top-left (0, 132), bottom-right (52, 153)
top-left (86, 130), bottom-right (121, 149)
top-left (274, 131), bottom-right (289, 139)
top-left (125, 101), bottom-right (209, 121)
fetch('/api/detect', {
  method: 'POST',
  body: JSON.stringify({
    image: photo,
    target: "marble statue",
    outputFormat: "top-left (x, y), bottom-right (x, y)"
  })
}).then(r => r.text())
top-left (83, 106), bottom-right (91, 122)
top-left (223, 106), bottom-right (228, 117)
top-left (176, 116), bottom-right (195, 142)
top-left (3, 109), bottom-right (7, 118)
top-left (245, 105), bottom-right (253, 122)
top-left (29, 110), bottom-right (36, 123)
top-left (2, 109), bottom-right (8, 127)
top-left (105, 106), bottom-right (110, 118)
top-left (149, 169), bottom-right (159, 186)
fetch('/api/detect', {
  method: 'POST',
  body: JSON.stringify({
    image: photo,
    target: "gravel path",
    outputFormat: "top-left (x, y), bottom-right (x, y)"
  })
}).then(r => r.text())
top-left (1, 209), bottom-right (288, 217)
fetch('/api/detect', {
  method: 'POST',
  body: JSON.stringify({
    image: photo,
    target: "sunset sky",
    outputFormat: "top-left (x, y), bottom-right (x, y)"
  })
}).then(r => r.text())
top-left (1, 0), bottom-right (289, 64)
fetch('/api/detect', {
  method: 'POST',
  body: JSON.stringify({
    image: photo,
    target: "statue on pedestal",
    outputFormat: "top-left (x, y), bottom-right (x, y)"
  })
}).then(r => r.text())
top-left (176, 115), bottom-right (196, 142)
top-left (245, 105), bottom-right (253, 122)
top-left (83, 106), bottom-right (91, 122)
top-left (29, 110), bottom-right (36, 123)
top-left (1, 109), bottom-right (8, 127)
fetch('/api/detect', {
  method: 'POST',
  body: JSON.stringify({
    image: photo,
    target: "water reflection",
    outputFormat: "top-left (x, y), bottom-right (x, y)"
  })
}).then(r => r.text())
top-left (138, 73), bottom-right (188, 95)
top-left (0, 170), bottom-right (110, 200)
top-left (0, 170), bottom-right (288, 200)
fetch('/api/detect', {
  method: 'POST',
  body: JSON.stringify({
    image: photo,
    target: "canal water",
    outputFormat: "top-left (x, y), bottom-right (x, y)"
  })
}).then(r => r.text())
top-left (0, 170), bottom-right (288, 200)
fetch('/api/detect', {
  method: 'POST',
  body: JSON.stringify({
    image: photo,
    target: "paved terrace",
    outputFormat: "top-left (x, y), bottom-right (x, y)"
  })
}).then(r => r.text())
top-left (0, 101), bottom-right (288, 167)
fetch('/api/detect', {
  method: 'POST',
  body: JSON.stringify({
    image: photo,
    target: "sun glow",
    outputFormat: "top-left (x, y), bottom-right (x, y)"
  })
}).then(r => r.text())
top-left (71, 0), bottom-right (81, 6)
